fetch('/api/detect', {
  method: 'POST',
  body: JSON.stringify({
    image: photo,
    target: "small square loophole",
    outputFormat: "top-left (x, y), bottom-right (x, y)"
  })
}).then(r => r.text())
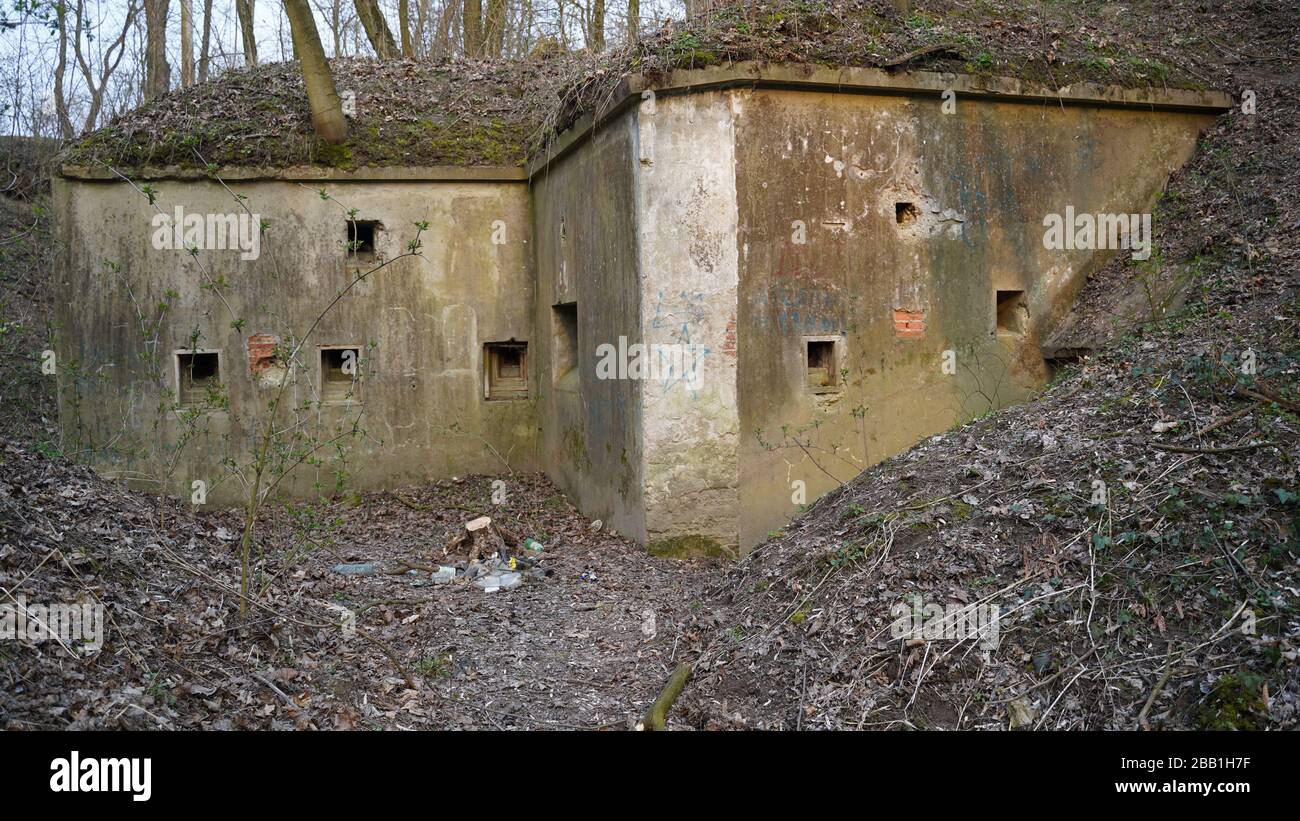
top-left (320, 347), bottom-right (361, 403)
top-left (345, 220), bottom-right (381, 259)
top-left (805, 337), bottom-right (842, 394)
top-left (485, 342), bottom-right (528, 400)
top-left (176, 350), bottom-right (220, 406)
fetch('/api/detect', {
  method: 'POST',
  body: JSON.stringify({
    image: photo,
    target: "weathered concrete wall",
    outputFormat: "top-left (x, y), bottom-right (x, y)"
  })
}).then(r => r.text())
top-left (633, 92), bottom-right (742, 557)
top-left (531, 110), bottom-right (646, 541)
top-left (731, 87), bottom-right (1215, 548)
top-left (51, 69), bottom-right (1220, 552)
top-left (52, 174), bottom-right (536, 505)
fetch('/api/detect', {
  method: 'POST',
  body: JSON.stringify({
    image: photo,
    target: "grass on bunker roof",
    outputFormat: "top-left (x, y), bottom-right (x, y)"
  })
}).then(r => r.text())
top-left (62, 0), bottom-right (1224, 173)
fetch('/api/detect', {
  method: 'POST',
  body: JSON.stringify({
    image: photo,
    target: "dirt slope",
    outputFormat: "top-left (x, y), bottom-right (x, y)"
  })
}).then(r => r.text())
top-left (676, 2), bottom-right (1300, 730)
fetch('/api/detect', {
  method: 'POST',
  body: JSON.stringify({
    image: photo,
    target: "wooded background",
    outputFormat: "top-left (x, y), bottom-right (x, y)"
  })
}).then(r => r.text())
top-left (0, 0), bottom-right (725, 139)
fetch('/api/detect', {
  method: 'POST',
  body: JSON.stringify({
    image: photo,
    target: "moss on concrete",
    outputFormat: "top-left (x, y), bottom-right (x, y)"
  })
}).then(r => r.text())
top-left (647, 534), bottom-right (736, 559)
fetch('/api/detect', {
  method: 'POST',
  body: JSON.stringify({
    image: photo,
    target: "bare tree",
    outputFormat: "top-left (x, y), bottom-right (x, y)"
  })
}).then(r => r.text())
top-left (283, 0), bottom-right (348, 142)
top-left (485, 0), bottom-right (505, 55)
top-left (72, 0), bottom-right (141, 131)
top-left (143, 0), bottom-right (172, 100)
top-left (199, 0), bottom-right (213, 81)
top-left (354, 0), bottom-right (398, 57)
top-left (399, 0), bottom-right (413, 55)
top-left (589, 0), bottom-right (605, 51)
top-left (462, 0), bottom-right (482, 56)
top-left (627, 0), bottom-right (639, 44)
top-left (236, 0), bottom-right (259, 65)
top-left (53, 1), bottom-right (74, 138)
top-left (181, 0), bottom-right (195, 86)
top-left (433, 0), bottom-right (454, 57)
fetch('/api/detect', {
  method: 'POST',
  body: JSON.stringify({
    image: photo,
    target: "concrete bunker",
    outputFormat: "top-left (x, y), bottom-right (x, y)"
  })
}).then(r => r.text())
top-left (52, 61), bottom-right (1230, 555)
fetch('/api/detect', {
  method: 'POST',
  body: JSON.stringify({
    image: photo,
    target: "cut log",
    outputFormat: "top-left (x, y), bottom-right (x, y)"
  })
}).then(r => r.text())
top-left (446, 516), bottom-right (502, 564)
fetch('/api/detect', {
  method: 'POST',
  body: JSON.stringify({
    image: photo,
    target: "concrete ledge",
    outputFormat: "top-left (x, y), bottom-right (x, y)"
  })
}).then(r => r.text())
top-left (634, 62), bottom-right (1233, 113)
top-left (527, 62), bottom-right (1232, 177)
top-left (58, 164), bottom-right (528, 183)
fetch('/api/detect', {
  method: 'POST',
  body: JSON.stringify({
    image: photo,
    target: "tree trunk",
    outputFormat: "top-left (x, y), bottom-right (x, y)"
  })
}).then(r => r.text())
top-left (354, 0), bottom-right (399, 57)
top-left (180, 0), bottom-right (195, 86)
top-left (589, 0), bottom-right (604, 51)
top-left (485, 0), bottom-right (505, 56)
top-left (432, 0), bottom-right (452, 57)
top-left (236, 0), bottom-right (259, 65)
top-left (53, 2), bottom-right (74, 138)
top-left (144, 0), bottom-right (172, 100)
top-left (198, 0), bottom-right (213, 82)
top-left (462, 0), bottom-right (483, 57)
top-left (329, 0), bottom-right (342, 56)
top-left (283, 0), bottom-right (348, 143)
top-left (399, 0), bottom-right (413, 56)
top-left (414, 0), bottom-right (427, 56)
top-left (627, 0), bottom-right (638, 44)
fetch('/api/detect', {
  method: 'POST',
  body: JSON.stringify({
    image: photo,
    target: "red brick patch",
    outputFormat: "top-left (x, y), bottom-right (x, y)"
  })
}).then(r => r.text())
top-left (892, 309), bottom-right (926, 339)
top-left (248, 333), bottom-right (279, 374)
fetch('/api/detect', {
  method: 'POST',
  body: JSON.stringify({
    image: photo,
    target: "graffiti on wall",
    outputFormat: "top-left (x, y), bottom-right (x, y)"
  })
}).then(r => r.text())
top-left (648, 290), bottom-right (714, 393)
top-left (771, 282), bottom-right (841, 334)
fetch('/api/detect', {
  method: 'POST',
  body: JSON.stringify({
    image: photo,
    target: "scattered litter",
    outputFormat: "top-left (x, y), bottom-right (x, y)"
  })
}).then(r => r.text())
top-left (522, 537), bottom-right (545, 553)
top-left (1009, 698), bottom-right (1038, 729)
top-left (432, 566), bottom-right (457, 584)
top-left (475, 572), bottom-right (522, 592)
top-left (331, 562), bottom-right (379, 576)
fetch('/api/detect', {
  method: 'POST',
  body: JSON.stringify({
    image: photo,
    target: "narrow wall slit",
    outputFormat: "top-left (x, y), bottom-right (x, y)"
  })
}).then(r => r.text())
top-left (996, 290), bottom-right (1028, 335)
top-left (552, 303), bottom-right (578, 390)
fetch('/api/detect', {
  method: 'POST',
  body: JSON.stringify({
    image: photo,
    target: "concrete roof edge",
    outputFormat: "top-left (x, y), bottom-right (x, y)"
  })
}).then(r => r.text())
top-left (526, 62), bottom-right (1232, 178)
top-left (57, 164), bottom-right (528, 182)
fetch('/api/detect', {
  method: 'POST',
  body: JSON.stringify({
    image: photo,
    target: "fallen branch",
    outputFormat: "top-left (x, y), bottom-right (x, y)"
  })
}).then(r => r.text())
top-left (637, 663), bottom-right (693, 731)
top-left (1193, 402), bottom-right (1256, 438)
top-left (1137, 647), bottom-right (1178, 730)
top-left (356, 625), bottom-right (419, 692)
top-left (1234, 386), bottom-right (1300, 414)
top-left (882, 41), bottom-right (964, 68)
top-left (1150, 441), bottom-right (1268, 455)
